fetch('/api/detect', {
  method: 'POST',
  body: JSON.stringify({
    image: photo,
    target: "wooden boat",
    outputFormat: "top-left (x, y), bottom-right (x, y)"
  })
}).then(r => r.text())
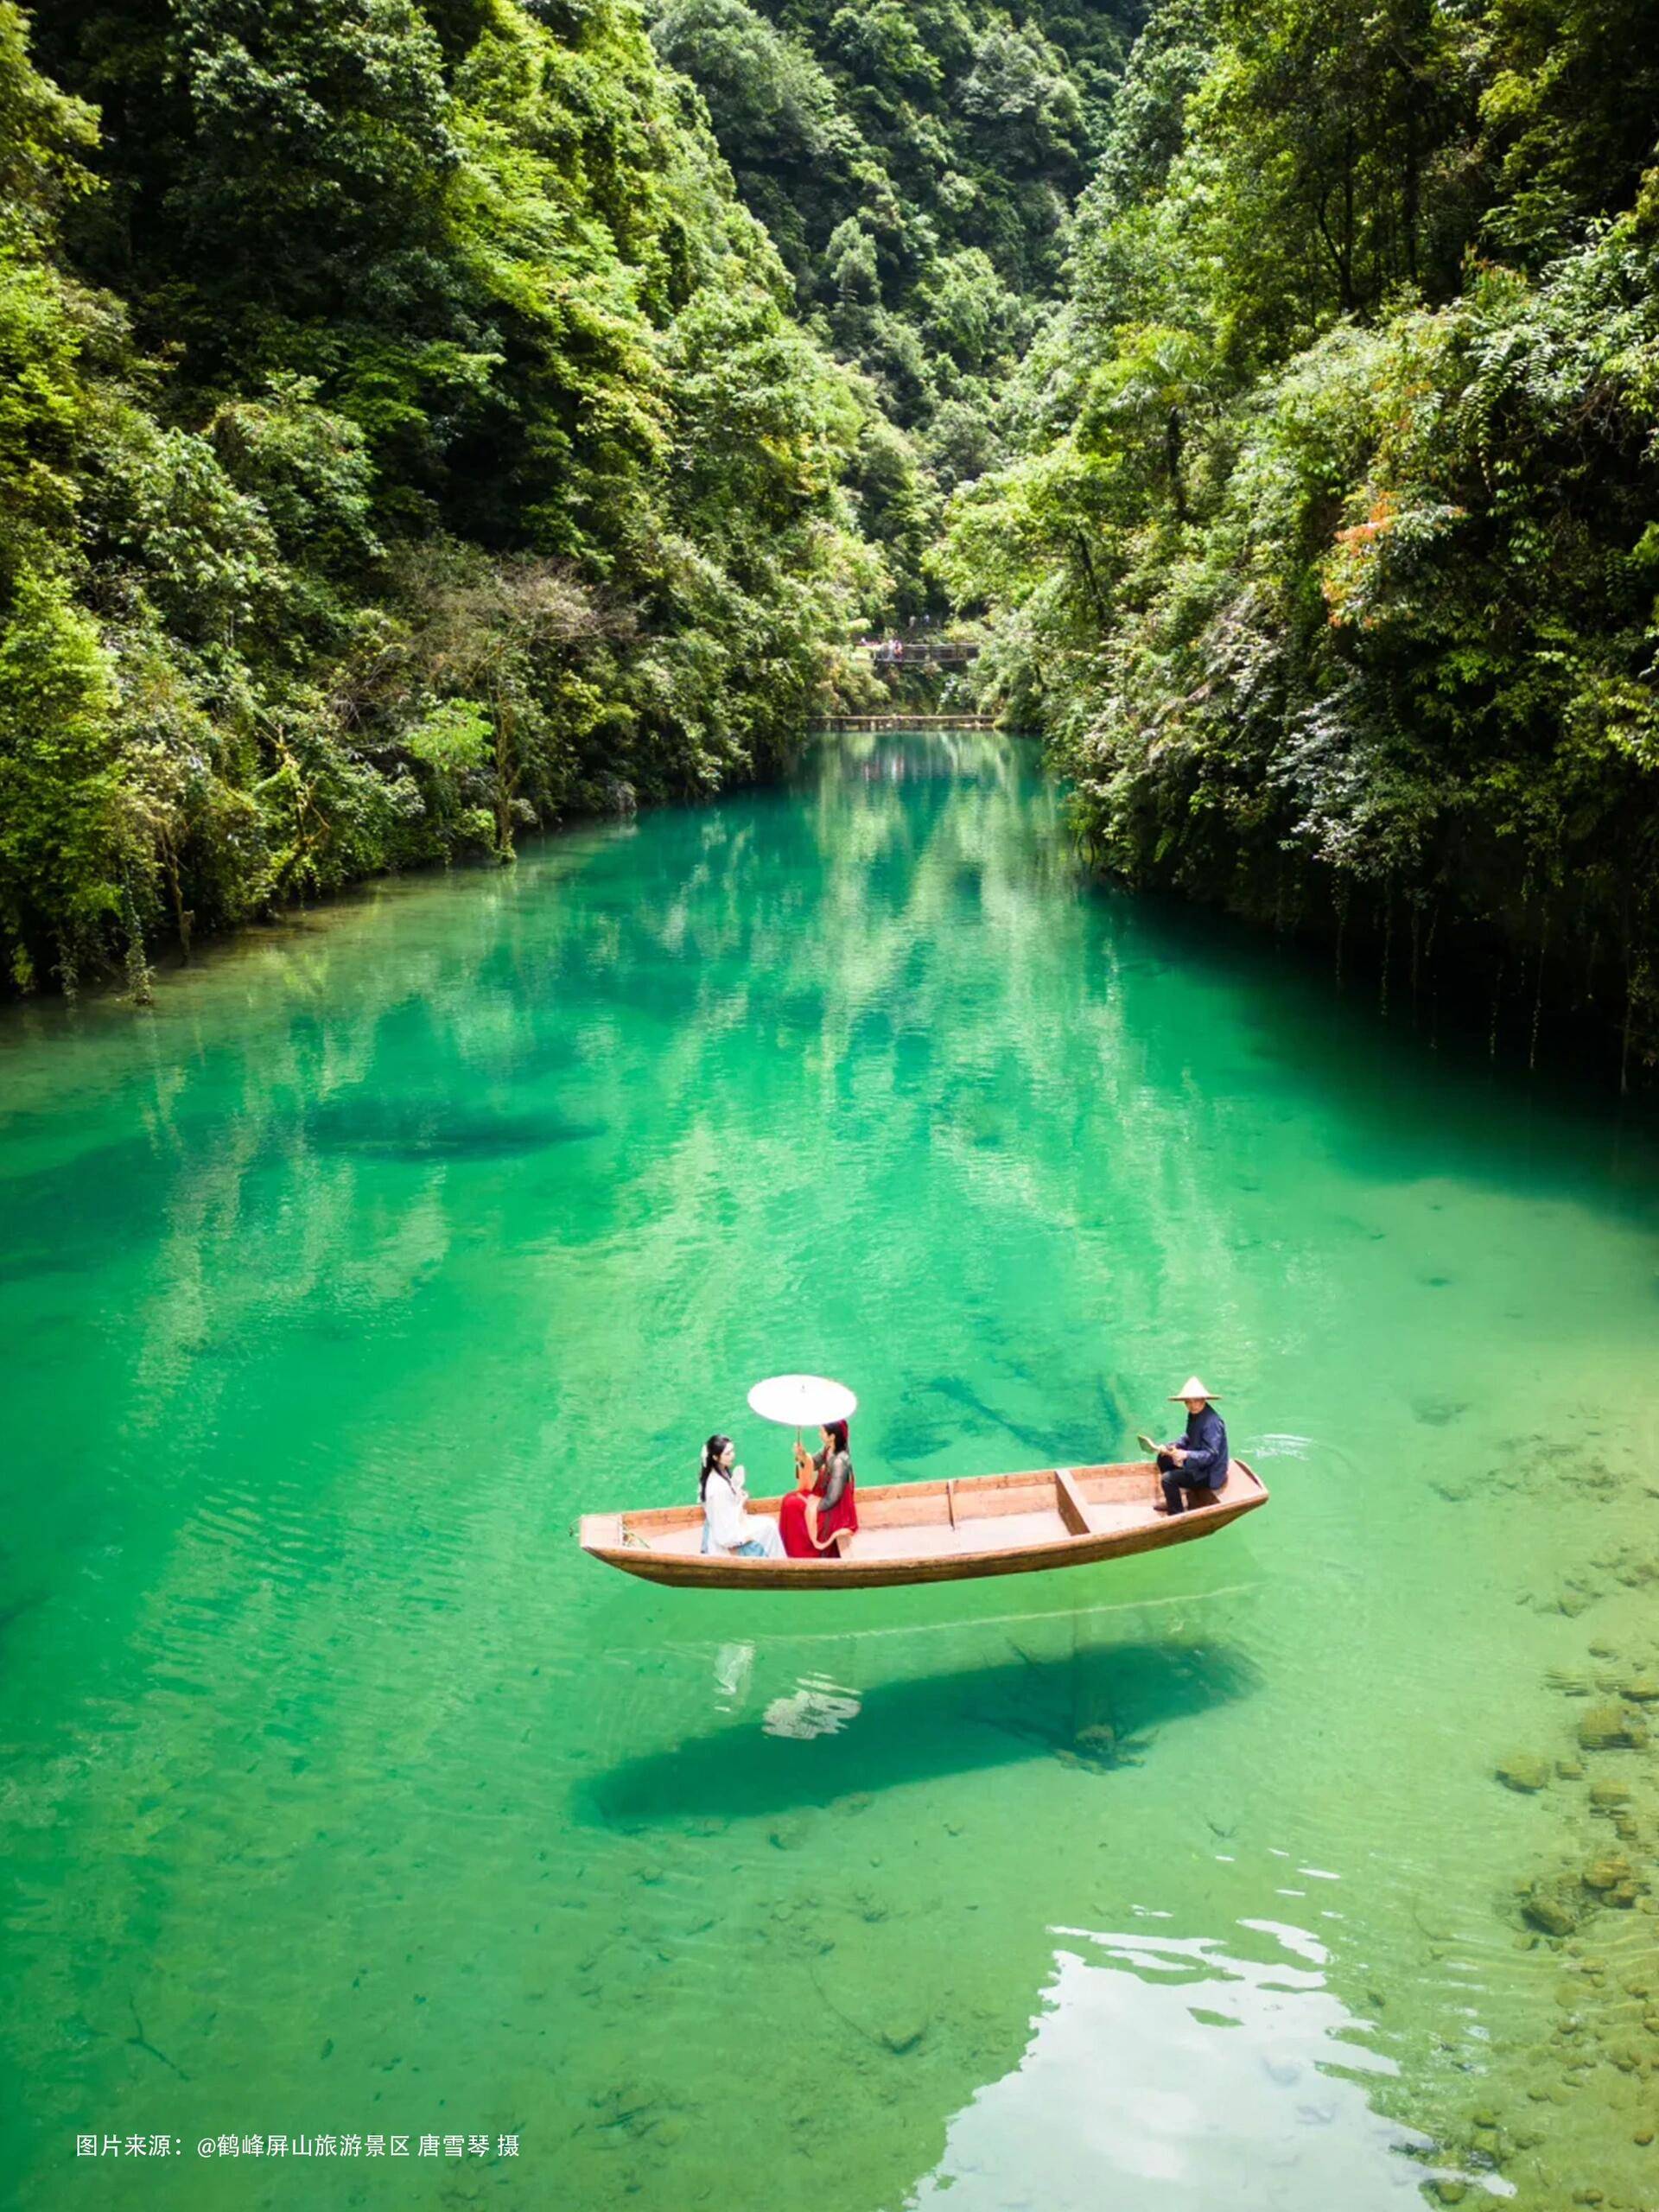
top-left (579, 1458), bottom-right (1267, 1592)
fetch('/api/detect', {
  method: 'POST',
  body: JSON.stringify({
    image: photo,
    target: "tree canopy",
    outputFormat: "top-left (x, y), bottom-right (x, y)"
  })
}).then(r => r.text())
top-left (650, 0), bottom-right (1138, 614)
top-left (0, 0), bottom-right (880, 991)
top-left (940, 0), bottom-right (1659, 1081)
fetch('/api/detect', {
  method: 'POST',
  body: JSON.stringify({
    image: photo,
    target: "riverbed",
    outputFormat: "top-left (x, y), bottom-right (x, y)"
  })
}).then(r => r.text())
top-left (5, 730), bottom-right (1659, 2210)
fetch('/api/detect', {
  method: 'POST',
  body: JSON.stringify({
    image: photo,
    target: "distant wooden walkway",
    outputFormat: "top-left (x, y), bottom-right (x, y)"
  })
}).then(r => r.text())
top-left (861, 639), bottom-right (980, 665)
top-left (820, 713), bottom-right (995, 731)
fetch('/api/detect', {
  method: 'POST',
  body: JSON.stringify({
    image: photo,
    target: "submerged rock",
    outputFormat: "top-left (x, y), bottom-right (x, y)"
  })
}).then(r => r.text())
top-left (1414, 1397), bottom-right (1468, 1427)
top-left (1582, 1856), bottom-right (1633, 1892)
top-left (1497, 1753), bottom-right (1549, 1793)
top-left (1523, 1883), bottom-right (1583, 1938)
top-left (1620, 1675), bottom-right (1659, 1703)
top-left (1577, 1705), bottom-right (1647, 1751)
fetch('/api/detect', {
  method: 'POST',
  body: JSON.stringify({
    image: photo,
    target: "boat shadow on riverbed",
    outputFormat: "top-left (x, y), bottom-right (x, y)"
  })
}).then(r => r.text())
top-left (576, 1635), bottom-right (1258, 1829)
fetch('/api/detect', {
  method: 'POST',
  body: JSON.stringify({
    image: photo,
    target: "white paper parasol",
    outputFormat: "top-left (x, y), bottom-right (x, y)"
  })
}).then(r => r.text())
top-left (747, 1374), bottom-right (857, 1430)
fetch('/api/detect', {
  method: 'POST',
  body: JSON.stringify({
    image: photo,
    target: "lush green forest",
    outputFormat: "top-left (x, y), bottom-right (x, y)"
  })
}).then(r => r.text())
top-left (938, 0), bottom-right (1659, 1081)
top-left (0, 0), bottom-right (886, 992)
top-left (4, 0), bottom-right (1659, 1080)
top-left (649, 0), bottom-right (1135, 609)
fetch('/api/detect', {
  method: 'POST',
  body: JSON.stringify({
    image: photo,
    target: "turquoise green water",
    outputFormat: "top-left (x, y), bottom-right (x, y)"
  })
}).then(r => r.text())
top-left (6, 730), bottom-right (1659, 2210)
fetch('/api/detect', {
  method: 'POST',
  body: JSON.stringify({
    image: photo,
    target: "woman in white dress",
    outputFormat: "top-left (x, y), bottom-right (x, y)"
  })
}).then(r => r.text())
top-left (699, 1433), bottom-right (785, 1559)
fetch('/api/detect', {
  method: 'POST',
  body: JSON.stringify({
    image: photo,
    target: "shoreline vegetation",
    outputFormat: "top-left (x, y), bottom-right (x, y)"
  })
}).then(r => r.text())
top-left (3, 0), bottom-right (1657, 1093)
top-left (936, 0), bottom-right (1659, 1092)
top-left (0, 0), bottom-right (887, 1000)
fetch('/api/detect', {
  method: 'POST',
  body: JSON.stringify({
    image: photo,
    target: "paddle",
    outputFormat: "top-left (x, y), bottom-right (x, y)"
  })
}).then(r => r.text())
top-left (1135, 1432), bottom-right (1162, 1456)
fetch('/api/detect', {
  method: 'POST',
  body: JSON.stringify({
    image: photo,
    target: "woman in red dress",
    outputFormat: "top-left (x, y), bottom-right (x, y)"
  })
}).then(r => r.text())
top-left (779, 1419), bottom-right (858, 1560)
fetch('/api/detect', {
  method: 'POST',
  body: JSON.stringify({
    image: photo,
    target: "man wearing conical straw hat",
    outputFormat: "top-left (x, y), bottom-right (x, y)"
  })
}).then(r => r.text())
top-left (1151, 1377), bottom-right (1229, 1516)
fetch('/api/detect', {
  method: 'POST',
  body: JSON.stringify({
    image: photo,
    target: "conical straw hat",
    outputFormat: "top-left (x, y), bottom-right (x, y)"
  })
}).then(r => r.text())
top-left (1167, 1376), bottom-right (1220, 1402)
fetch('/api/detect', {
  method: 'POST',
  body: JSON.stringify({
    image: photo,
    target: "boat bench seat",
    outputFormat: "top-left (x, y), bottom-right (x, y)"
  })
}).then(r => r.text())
top-left (1054, 1467), bottom-right (1147, 1537)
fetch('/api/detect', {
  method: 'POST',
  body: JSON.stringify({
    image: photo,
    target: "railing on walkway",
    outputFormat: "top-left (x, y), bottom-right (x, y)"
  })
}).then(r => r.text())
top-left (858, 638), bottom-right (980, 664)
top-left (820, 713), bottom-right (995, 731)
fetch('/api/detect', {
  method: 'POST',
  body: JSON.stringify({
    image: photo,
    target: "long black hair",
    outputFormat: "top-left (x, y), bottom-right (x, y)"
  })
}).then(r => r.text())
top-left (699, 1433), bottom-right (733, 1499)
top-left (823, 1417), bottom-right (849, 1456)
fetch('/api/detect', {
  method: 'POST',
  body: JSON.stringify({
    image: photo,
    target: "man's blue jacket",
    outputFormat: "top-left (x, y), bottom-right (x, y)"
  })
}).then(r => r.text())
top-left (1173, 1404), bottom-right (1228, 1485)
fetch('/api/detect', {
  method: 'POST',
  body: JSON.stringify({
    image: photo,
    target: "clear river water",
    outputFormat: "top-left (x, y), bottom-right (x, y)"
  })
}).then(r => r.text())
top-left (5, 730), bottom-right (1659, 2212)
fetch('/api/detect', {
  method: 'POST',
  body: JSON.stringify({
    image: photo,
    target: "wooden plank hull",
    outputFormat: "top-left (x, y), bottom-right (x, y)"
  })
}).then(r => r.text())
top-left (579, 1459), bottom-right (1267, 1592)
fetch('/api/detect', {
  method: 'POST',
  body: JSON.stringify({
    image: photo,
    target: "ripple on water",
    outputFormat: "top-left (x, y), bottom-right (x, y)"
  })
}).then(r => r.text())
top-left (909, 1923), bottom-right (1509, 2209)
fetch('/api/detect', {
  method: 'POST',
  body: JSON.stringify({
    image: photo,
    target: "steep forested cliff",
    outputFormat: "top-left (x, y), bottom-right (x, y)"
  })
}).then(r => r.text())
top-left (0, 0), bottom-right (880, 992)
top-left (648, 0), bottom-right (1137, 610)
top-left (939, 0), bottom-right (1659, 1081)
